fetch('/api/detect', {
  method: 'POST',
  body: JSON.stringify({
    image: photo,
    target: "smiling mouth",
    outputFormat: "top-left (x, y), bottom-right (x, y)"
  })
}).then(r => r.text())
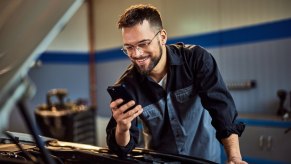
top-left (135, 56), bottom-right (149, 65)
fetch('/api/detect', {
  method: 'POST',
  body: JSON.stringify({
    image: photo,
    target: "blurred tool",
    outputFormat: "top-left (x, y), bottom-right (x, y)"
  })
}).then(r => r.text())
top-left (35, 89), bottom-right (96, 145)
top-left (227, 80), bottom-right (256, 90)
top-left (276, 89), bottom-right (289, 119)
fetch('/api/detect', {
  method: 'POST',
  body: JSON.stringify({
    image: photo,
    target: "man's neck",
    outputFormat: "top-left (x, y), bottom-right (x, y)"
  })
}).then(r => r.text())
top-left (149, 46), bottom-right (167, 82)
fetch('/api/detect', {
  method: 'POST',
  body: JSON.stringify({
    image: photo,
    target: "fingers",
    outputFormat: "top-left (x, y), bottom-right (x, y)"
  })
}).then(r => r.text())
top-left (110, 99), bottom-right (137, 114)
top-left (119, 100), bottom-right (136, 113)
top-left (123, 105), bottom-right (143, 120)
top-left (110, 99), bottom-right (143, 121)
top-left (110, 98), bottom-right (123, 110)
top-left (116, 105), bottom-right (142, 132)
top-left (227, 158), bottom-right (248, 164)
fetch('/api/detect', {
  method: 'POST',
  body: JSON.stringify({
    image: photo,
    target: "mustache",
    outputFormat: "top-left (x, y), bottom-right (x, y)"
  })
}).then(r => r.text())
top-left (130, 55), bottom-right (148, 60)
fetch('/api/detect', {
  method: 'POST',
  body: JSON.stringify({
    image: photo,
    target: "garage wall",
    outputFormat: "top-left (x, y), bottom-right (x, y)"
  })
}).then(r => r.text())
top-left (8, 0), bottom-right (291, 147)
top-left (47, 0), bottom-right (291, 50)
top-left (40, 0), bottom-right (291, 116)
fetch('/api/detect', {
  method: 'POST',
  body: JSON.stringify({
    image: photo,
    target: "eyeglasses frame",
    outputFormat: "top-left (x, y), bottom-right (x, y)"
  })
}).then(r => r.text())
top-left (121, 30), bottom-right (161, 56)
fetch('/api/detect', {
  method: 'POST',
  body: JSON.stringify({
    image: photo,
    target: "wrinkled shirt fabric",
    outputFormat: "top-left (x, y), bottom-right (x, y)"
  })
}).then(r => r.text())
top-left (106, 43), bottom-right (245, 163)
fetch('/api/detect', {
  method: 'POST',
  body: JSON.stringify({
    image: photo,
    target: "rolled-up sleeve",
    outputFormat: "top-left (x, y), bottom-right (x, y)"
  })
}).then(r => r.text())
top-left (106, 117), bottom-right (139, 157)
top-left (194, 47), bottom-right (245, 142)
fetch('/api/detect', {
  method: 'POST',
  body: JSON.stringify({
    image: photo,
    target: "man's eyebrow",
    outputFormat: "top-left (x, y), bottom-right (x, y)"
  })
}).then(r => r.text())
top-left (123, 39), bottom-right (151, 46)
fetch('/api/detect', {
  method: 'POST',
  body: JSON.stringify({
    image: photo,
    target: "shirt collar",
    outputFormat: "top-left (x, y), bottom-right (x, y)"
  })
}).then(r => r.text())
top-left (134, 44), bottom-right (183, 82)
top-left (166, 44), bottom-right (183, 66)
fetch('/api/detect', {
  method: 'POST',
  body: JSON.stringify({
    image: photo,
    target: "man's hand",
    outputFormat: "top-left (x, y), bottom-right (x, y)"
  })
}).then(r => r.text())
top-left (221, 134), bottom-right (248, 164)
top-left (228, 157), bottom-right (248, 164)
top-left (110, 98), bottom-right (143, 146)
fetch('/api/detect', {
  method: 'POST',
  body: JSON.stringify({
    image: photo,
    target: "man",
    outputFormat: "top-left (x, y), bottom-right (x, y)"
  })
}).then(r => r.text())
top-left (106, 4), bottom-right (247, 164)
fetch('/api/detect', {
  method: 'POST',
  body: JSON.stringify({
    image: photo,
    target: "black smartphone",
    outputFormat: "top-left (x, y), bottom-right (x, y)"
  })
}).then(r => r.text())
top-left (107, 84), bottom-right (136, 112)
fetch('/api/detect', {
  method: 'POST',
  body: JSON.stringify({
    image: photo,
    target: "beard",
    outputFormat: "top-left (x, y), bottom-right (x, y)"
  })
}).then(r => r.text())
top-left (134, 42), bottom-right (163, 75)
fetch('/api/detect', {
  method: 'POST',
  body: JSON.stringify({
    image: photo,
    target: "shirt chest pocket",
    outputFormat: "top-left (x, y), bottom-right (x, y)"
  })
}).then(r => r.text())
top-left (141, 104), bottom-right (163, 121)
top-left (174, 85), bottom-right (194, 103)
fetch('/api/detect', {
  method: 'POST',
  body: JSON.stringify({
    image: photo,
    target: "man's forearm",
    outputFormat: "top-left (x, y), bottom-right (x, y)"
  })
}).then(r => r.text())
top-left (221, 134), bottom-right (243, 161)
top-left (115, 125), bottom-right (131, 146)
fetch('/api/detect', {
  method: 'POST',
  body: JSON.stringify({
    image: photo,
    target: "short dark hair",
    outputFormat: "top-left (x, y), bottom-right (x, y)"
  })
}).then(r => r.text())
top-left (118, 4), bottom-right (163, 30)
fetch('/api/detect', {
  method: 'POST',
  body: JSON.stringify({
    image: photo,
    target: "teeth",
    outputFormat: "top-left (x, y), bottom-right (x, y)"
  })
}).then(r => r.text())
top-left (137, 57), bottom-right (148, 63)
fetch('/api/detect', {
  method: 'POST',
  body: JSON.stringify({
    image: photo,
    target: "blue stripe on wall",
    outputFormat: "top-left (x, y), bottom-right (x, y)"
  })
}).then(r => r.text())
top-left (237, 118), bottom-right (291, 128)
top-left (40, 18), bottom-right (291, 64)
top-left (243, 157), bottom-right (290, 164)
top-left (168, 18), bottom-right (291, 47)
top-left (39, 51), bottom-right (89, 64)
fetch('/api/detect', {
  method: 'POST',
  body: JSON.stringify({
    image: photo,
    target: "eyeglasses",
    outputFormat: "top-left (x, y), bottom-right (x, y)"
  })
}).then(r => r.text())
top-left (121, 31), bottom-right (161, 56)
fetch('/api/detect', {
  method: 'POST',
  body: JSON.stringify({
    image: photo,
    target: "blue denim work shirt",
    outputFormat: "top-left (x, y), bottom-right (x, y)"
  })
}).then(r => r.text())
top-left (106, 43), bottom-right (245, 163)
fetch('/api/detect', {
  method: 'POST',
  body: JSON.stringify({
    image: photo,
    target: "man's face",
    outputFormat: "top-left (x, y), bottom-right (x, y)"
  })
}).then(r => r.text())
top-left (121, 20), bottom-right (163, 75)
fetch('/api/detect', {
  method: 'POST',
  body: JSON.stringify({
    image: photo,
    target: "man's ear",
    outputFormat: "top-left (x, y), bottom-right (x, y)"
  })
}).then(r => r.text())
top-left (160, 29), bottom-right (167, 45)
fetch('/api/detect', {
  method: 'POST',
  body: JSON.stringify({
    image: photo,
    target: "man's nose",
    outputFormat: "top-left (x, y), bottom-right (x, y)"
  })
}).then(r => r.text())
top-left (132, 46), bottom-right (143, 57)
